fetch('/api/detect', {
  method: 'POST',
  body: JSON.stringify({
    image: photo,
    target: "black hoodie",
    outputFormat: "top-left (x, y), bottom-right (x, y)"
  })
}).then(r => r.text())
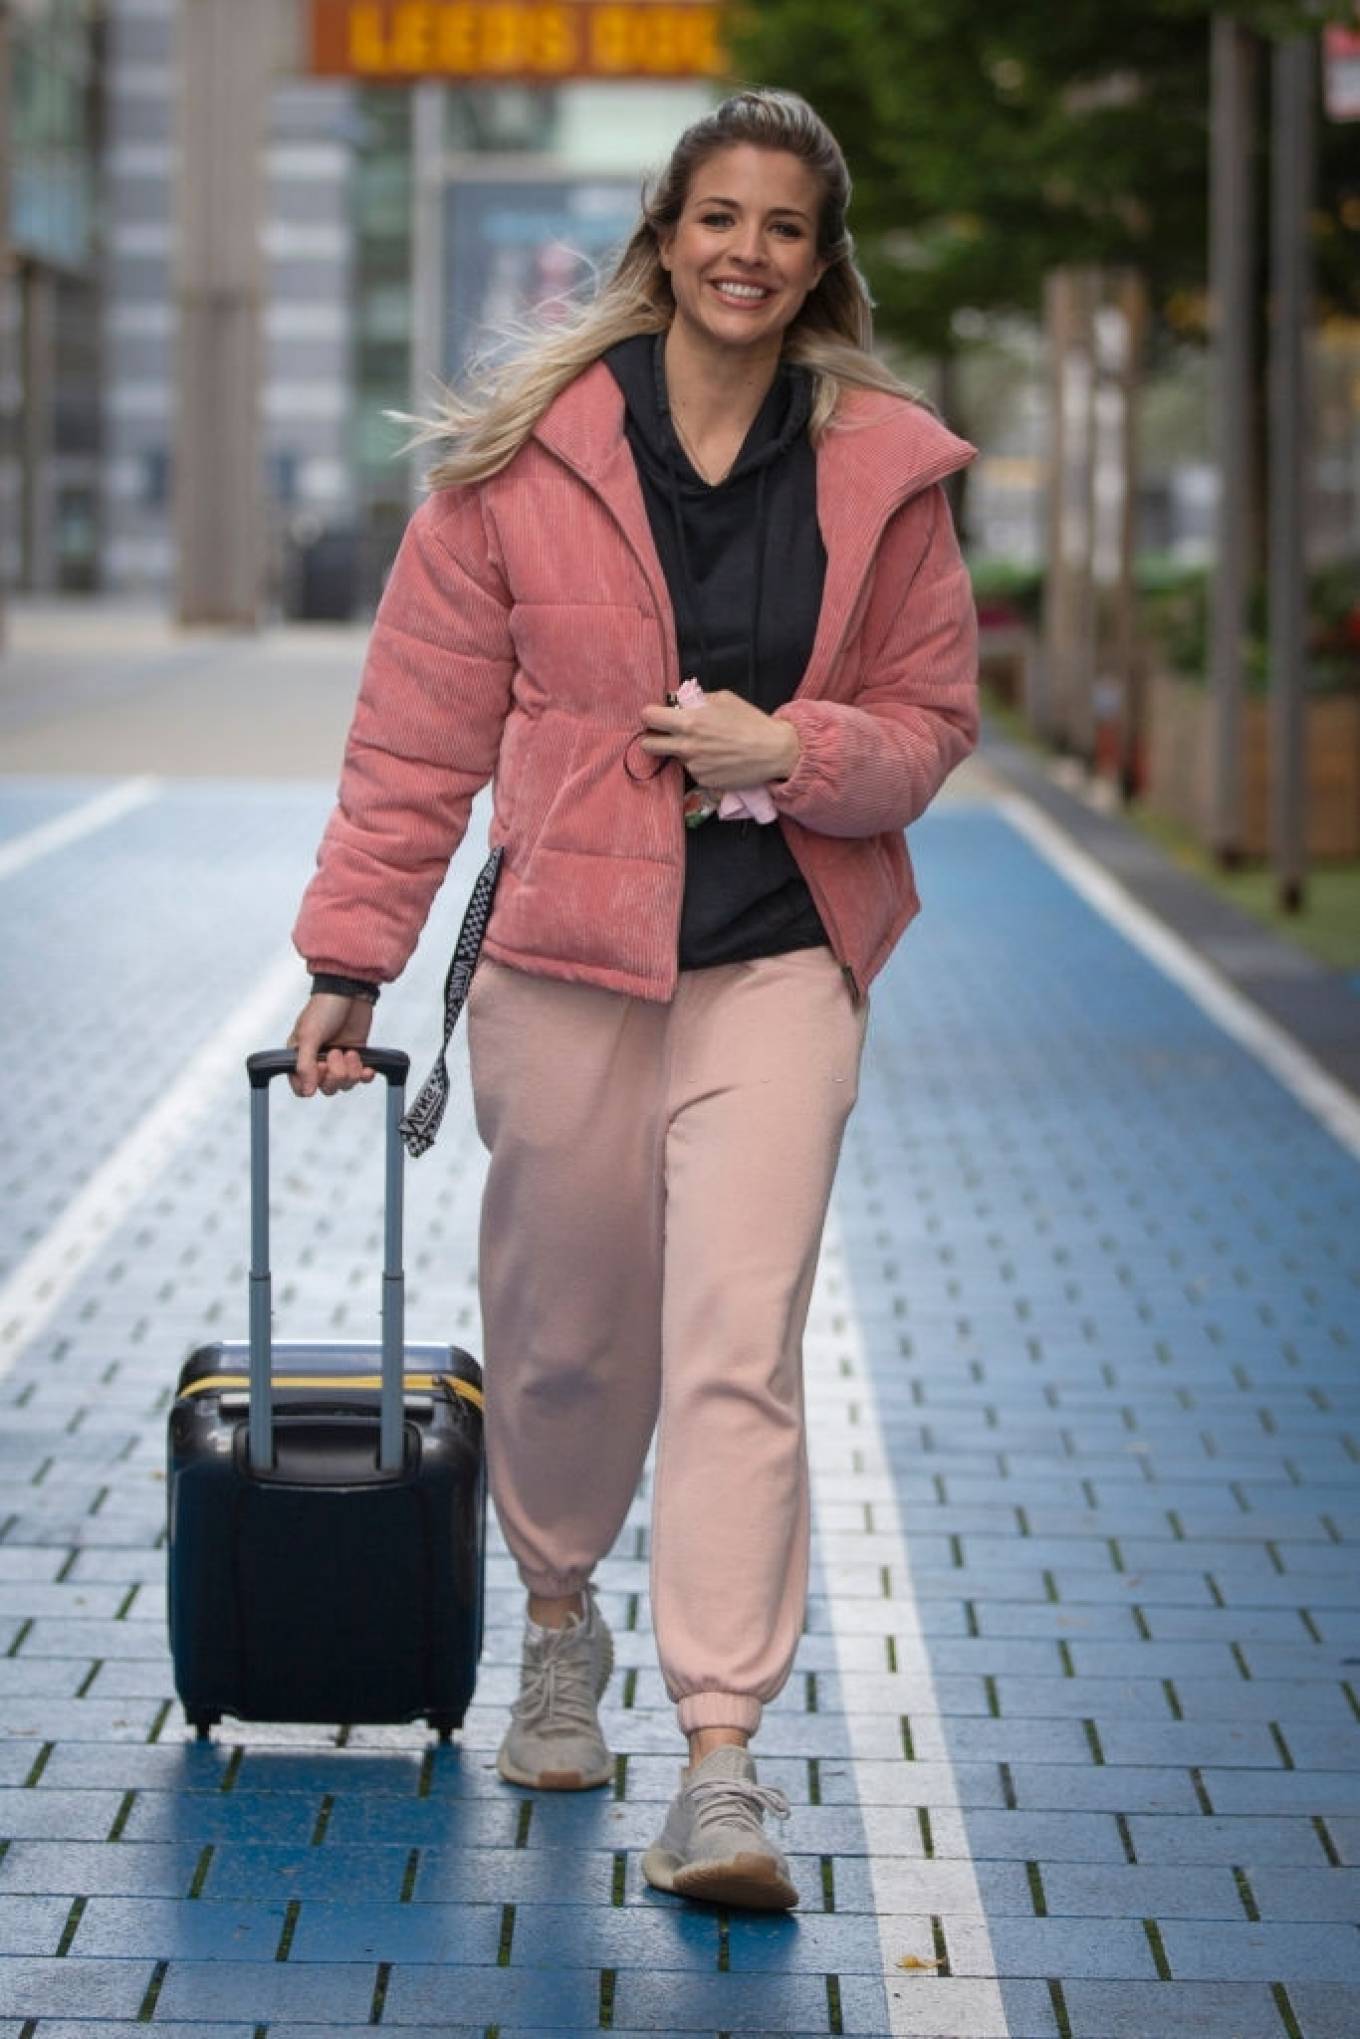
top-left (603, 331), bottom-right (829, 970)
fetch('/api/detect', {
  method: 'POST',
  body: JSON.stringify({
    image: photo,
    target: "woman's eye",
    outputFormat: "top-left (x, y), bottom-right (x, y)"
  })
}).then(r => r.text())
top-left (700, 212), bottom-right (734, 228)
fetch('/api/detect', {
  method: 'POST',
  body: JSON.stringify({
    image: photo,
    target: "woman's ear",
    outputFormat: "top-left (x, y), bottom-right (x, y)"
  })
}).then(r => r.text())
top-left (657, 227), bottom-right (675, 275)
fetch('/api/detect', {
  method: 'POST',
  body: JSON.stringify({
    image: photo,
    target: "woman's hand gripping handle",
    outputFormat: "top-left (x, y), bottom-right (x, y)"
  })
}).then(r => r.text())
top-left (285, 993), bottom-right (377, 1099)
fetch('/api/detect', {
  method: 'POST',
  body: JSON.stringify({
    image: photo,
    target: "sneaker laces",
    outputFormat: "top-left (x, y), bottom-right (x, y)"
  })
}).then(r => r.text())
top-left (510, 1606), bottom-right (602, 1738)
top-left (686, 1774), bottom-right (792, 1834)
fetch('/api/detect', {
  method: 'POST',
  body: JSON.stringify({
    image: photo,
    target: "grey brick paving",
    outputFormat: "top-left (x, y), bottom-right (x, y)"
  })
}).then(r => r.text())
top-left (1244, 1864), bottom-right (1360, 1920)
top-left (943, 1913), bottom-right (1160, 1978)
top-left (1059, 1978), bottom-right (1288, 2036)
top-left (1034, 1861), bottom-right (1246, 1917)
top-left (1125, 1814), bottom-right (1333, 1863)
top-left (1157, 1917), bottom-right (1360, 1980)
top-left (0, 1955), bottom-right (159, 2017)
top-left (1286, 1983), bottom-right (1360, 2037)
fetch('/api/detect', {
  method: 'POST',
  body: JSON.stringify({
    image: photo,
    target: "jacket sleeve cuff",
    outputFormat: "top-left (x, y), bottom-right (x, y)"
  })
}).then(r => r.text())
top-left (308, 969), bottom-right (381, 1003)
top-left (769, 701), bottom-right (847, 817)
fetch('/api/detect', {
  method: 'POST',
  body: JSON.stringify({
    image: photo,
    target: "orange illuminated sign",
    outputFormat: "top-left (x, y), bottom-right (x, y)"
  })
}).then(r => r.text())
top-left (308, 0), bottom-right (727, 80)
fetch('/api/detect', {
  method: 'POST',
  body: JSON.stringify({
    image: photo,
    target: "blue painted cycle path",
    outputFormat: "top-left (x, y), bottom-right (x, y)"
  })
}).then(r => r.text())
top-left (0, 763), bottom-right (1356, 2039)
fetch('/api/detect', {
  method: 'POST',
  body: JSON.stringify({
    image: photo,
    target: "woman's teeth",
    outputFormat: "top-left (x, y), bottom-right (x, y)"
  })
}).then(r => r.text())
top-left (714, 282), bottom-right (770, 302)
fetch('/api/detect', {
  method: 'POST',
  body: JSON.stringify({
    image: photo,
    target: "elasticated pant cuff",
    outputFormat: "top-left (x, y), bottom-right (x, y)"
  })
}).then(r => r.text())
top-left (516, 1566), bottom-right (592, 1600)
top-left (676, 1691), bottom-right (764, 1734)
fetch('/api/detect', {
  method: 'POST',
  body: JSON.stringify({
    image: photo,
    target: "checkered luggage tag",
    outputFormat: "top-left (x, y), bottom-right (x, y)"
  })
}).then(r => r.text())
top-left (399, 845), bottom-right (502, 1158)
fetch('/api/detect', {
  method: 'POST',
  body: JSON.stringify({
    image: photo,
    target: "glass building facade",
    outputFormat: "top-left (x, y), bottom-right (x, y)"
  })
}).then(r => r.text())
top-left (351, 83), bottom-right (417, 607)
top-left (4, 0), bottom-right (104, 591)
top-left (2, 12), bottom-right (712, 606)
top-left (10, 0), bottom-right (100, 271)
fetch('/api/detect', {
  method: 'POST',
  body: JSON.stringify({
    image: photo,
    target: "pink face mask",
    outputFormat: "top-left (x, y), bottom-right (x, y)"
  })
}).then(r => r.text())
top-left (676, 680), bottom-right (779, 827)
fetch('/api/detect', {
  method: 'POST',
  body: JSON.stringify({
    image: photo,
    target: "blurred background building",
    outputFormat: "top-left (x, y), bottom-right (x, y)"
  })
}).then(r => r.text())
top-left (3, 3), bottom-right (1356, 610)
top-left (1, 0), bottom-right (1357, 915)
top-left (1, 0), bottom-right (713, 612)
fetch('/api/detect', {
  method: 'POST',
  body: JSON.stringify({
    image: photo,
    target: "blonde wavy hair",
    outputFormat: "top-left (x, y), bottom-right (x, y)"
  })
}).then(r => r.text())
top-left (395, 87), bottom-right (928, 489)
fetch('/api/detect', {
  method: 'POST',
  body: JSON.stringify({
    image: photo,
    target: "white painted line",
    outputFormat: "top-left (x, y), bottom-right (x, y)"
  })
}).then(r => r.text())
top-left (813, 1212), bottom-right (1007, 2036)
top-left (996, 790), bottom-right (1360, 1164)
top-left (0, 949), bottom-right (304, 1375)
top-left (0, 777), bottom-right (161, 881)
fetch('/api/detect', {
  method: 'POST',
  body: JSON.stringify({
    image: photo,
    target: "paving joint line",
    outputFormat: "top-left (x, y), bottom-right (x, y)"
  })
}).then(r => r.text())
top-left (1047, 1976), bottom-right (1073, 2039)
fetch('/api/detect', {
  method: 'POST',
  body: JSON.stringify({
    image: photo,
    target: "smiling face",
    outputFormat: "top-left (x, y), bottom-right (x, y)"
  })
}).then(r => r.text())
top-left (658, 143), bottom-right (829, 356)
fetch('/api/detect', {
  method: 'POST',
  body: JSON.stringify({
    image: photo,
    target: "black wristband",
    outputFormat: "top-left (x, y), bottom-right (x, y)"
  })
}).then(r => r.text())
top-left (311, 972), bottom-right (380, 1005)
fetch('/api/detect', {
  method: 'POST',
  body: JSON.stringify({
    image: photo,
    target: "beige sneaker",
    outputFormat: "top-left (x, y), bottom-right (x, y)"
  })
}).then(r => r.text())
top-left (642, 1743), bottom-right (799, 1909)
top-left (495, 1583), bottom-right (615, 1790)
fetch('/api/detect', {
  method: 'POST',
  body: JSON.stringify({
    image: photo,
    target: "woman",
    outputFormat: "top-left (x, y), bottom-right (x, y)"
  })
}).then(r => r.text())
top-left (288, 86), bottom-right (978, 1912)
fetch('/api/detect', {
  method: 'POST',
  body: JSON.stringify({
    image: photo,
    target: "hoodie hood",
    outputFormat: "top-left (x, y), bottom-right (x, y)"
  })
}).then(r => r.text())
top-left (602, 332), bottom-right (817, 707)
top-left (603, 330), bottom-right (814, 498)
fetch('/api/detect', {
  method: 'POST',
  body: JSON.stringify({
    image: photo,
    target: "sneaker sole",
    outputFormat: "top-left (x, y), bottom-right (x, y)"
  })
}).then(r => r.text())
top-left (495, 1749), bottom-right (614, 1791)
top-left (642, 1844), bottom-right (798, 1911)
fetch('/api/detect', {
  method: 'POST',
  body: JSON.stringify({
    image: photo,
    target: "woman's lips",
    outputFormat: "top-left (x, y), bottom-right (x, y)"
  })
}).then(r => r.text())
top-left (709, 279), bottom-right (774, 306)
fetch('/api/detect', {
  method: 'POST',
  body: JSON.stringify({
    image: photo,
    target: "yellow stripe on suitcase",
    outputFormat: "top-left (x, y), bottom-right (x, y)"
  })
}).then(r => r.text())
top-left (178, 1372), bottom-right (485, 1412)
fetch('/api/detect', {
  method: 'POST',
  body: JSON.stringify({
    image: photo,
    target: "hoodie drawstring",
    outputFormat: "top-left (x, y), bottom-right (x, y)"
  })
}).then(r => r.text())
top-left (749, 462), bottom-right (768, 701)
top-left (658, 361), bottom-right (772, 836)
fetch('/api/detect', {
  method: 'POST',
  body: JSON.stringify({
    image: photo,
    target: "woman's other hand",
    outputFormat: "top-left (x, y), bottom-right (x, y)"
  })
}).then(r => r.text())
top-left (638, 689), bottom-right (800, 787)
top-left (286, 994), bottom-right (376, 1099)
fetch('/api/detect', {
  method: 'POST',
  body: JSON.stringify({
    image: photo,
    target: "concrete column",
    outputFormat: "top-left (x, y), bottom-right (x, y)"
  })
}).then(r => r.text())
top-left (1094, 269), bottom-right (1147, 798)
top-left (1039, 269), bottom-right (1070, 749)
top-left (1208, 15), bottom-right (1257, 865)
top-left (173, 0), bottom-right (273, 626)
top-left (409, 79), bottom-right (447, 513)
top-left (1268, 31), bottom-right (1315, 912)
top-left (0, 0), bottom-right (12, 639)
top-left (1041, 265), bottom-right (1100, 757)
top-left (20, 265), bottom-right (57, 592)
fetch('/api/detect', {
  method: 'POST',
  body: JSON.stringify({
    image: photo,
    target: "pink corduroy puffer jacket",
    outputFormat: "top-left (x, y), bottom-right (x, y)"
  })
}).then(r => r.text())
top-left (294, 358), bottom-right (979, 1003)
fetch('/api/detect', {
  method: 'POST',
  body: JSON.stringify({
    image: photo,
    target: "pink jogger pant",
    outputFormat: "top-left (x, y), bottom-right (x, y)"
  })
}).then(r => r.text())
top-left (466, 944), bottom-right (869, 1736)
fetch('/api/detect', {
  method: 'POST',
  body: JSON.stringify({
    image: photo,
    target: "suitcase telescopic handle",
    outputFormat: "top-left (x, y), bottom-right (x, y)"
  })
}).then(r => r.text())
top-left (246, 1046), bottom-right (410, 1476)
top-left (247, 1047), bottom-right (411, 1087)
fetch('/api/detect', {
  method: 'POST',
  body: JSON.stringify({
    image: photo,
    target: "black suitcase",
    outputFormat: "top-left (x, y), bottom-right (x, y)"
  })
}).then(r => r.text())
top-left (166, 1046), bottom-right (487, 1741)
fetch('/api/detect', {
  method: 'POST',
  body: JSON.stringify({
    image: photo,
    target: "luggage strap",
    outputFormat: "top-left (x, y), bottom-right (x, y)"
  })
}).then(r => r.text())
top-left (179, 1371), bottom-right (484, 1412)
top-left (400, 845), bottom-right (503, 1159)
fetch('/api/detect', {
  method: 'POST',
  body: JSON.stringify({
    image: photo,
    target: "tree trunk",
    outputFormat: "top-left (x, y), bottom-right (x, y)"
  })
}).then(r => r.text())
top-left (1107, 269), bottom-right (1148, 799)
top-left (1041, 264), bottom-right (1101, 757)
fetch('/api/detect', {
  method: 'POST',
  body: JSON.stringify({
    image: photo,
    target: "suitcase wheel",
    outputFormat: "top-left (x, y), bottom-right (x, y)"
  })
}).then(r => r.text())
top-left (187, 1710), bottom-right (220, 1741)
top-left (428, 1713), bottom-right (462, 1743)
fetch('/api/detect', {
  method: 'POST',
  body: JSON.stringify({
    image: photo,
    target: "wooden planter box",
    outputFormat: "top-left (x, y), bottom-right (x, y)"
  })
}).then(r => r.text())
top-left (977, 618), bottom-right (1036, 710)
top-left (1146, 670), bottom-right (1360, 859)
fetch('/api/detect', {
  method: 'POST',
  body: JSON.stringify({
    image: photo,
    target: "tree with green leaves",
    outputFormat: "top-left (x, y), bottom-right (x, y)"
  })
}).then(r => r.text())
top-left (727, 0), bottom-right (1358, 354)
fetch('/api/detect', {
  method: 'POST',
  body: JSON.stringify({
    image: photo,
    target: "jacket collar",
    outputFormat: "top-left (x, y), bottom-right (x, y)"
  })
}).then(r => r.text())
top-left (531, 357), bottom-right (977, 699)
